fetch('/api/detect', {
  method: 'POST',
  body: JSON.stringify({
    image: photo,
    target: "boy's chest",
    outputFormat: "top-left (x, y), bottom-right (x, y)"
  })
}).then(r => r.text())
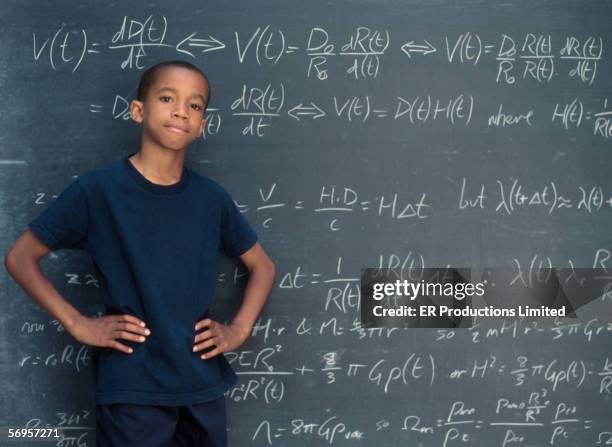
top-left (90, 191), bottom-right (223, 264)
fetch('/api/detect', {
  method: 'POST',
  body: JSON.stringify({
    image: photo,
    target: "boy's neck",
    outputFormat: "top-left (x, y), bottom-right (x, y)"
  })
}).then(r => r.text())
top-left (129, 148), bottom-right (186, 185)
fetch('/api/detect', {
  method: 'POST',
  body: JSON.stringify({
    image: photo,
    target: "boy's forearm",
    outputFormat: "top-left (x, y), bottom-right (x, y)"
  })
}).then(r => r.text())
top-left (230, 262), bottom-right (275, 340)
top-left (4, 253), bottom-right (83, 333)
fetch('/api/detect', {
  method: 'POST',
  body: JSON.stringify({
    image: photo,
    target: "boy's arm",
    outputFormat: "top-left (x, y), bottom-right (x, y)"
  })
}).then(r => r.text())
top-left (229, 242), bottom-right (276, 341)
top-left (4, 229), bottom-right (83, 332)
top-left (5, 230), bottom-right (150, 353)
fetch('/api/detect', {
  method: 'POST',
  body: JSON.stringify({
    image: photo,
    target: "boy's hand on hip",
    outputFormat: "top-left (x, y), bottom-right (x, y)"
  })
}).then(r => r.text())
top-left (193, 319), bottom-right (248, 359)
top-left (70, 314), bottom-right (150, 354)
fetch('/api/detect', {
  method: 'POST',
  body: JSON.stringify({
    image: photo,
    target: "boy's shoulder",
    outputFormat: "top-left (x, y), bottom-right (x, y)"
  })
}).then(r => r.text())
top-left (70, 158), bottom-right (118, 190)
top-left (187, 168), bottom-right (237, 205)
top-left (187, 167), bottom-right (230, 197)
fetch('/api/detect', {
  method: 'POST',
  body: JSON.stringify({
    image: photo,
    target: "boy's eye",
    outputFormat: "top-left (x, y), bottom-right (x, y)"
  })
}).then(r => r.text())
top-left (159, 96), bottom-right (202, 112)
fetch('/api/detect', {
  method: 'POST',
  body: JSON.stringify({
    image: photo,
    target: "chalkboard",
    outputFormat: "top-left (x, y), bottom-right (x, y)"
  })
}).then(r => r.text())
top-left (2, 0), bottom-right (612, 445)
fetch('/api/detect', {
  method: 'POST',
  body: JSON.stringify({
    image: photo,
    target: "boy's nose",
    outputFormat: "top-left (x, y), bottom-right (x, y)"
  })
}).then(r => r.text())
top-left (172, 108), bottom-right (188, 119)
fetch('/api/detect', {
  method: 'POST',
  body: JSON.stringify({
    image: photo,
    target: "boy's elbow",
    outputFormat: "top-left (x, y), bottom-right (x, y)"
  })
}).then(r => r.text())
top-left (4, 247), bottom-right (20, 276)
top-left (261, 260), bottom-right (276, 288)
top-left (4, 234), bottom-right (46, 275)
top-left (261, 254), bottom-right (275, 271)
top-left (267, 259), bottom-right (276, 276)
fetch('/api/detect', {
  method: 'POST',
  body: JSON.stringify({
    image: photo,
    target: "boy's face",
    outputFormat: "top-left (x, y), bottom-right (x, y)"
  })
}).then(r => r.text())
top-left (130, 66), bottom-right (208, 152)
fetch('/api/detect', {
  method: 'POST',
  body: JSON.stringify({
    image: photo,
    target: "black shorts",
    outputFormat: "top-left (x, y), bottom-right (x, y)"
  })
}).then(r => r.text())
top-left (95, 397), bottom-right (227, 447)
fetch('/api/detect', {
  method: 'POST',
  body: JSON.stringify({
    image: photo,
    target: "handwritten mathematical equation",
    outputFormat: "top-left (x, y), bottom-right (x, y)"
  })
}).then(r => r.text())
top-left (33, 17), bottom-right (603, 86)
top-left (99, 91), bottom-right (612, 140)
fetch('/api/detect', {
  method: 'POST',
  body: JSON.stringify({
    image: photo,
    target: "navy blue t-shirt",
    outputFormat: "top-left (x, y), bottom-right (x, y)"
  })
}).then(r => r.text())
top-left (28, 152), bottom-right (258, 405)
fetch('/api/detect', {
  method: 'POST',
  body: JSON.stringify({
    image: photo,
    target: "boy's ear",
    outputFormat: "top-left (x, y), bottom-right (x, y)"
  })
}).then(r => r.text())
top-left (130, 100), bottom-right (145, 124)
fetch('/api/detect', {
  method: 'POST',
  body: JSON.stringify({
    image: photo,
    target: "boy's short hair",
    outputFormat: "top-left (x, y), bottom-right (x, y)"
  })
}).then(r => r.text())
top-left (137, 60), bottom-right (211, 113)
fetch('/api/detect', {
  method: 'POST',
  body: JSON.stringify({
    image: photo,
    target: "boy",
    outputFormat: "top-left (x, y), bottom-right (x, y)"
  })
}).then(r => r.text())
top-left (4, 60), bottom-right (276, 446)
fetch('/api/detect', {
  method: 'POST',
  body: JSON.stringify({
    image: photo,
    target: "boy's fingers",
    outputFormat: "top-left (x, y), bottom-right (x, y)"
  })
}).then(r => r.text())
top-left (119, 314), bottom-right (147, 328)
top-left (193, 337), bottom-right (218, 352)
top-left (112, 330), bottom-right (147, 343)
top-left (193, 329), bottom-right (213, 343)
top-left (194, 319), bottom-right (213, 331)
top-left (200, 347), bottom-right (220, 359)
top-left (116, 321), bottom-right (150, 336)
top-left (109, 340), bottom-right (133, 354)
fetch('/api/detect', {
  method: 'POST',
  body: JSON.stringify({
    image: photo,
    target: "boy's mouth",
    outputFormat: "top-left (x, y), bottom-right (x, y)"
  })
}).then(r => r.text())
top-left (165, 125), bottom-right (189, 134)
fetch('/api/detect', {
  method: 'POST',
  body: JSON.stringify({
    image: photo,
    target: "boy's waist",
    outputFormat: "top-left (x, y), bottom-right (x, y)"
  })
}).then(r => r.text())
top-left (93, 345), bottom-right (236, 395)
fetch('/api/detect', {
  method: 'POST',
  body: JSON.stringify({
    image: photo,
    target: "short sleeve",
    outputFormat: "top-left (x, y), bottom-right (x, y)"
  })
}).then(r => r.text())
top-left (219, 189), bottom-right (257, 258)
top-left (28, 178), bottom-right (89, 251)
